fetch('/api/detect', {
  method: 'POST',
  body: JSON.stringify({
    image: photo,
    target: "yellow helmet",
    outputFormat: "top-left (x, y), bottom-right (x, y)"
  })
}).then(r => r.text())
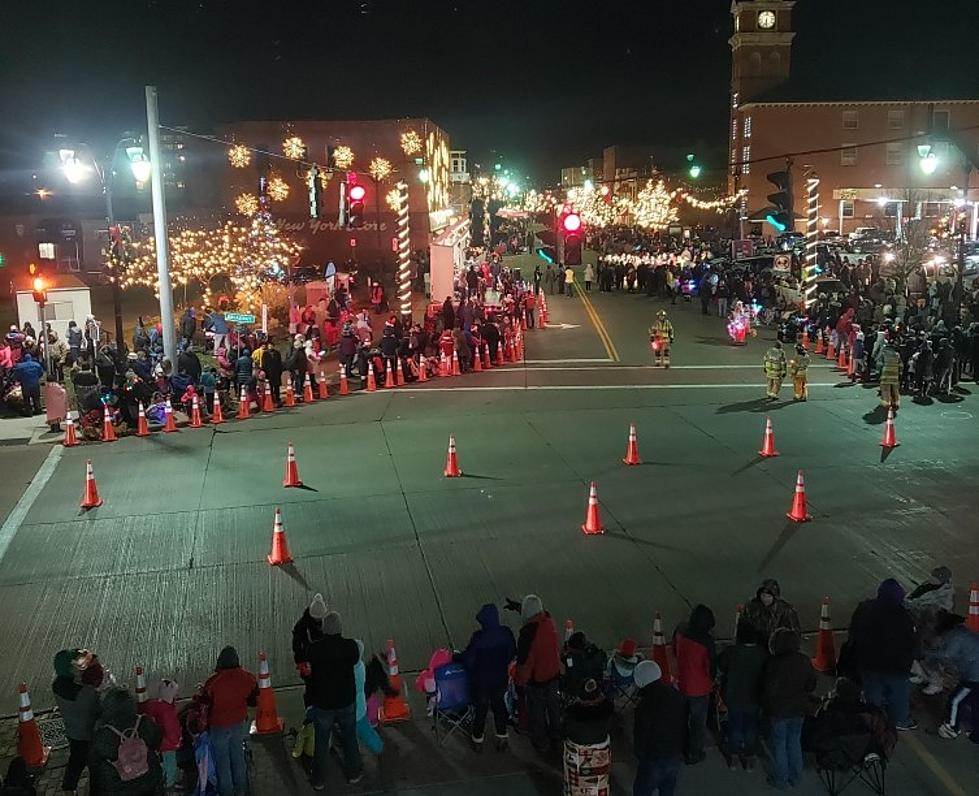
top-left (656, 309), bottom-right (667, 318)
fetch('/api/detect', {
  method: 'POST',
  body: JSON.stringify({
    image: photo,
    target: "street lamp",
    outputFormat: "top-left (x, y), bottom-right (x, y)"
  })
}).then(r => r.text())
top-left (917, 144), bottom-right (939, 175)
top-left (59, 136), bottom-right (152, 355)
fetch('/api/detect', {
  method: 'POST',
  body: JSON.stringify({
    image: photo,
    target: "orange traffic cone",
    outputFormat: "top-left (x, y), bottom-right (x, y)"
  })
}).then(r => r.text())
top-left (385, 361), bottom-right (396, 388)
top-left (483, 346), bottom-right (492, 369)
top-left (262, 382), bottom-right (275, 412)
top-left (133, 401), bottom-right (150, 437)
top-left (211, 392), bottom-right (225, 425)
top-left (967, 583), bottom-right (979, 632)
top-left (267, 507), bottom-right (293, 566)
top-left (443, 434), bottom-right (462, 477)
top-left (880, 408), bottom-right (899, 449)
top-left (516, 334), bottom-right (524, 360)
top-left (283, 443), bottom-right (303, 488)
top-left (814, 332), bottom-right (824, 355)
top-left (379, 640), bottom-right (411, 724)
top-left (134, 665), bottom-right (148, 704)
top-left (786, 470), bottom-right (812, 522)
top-left (190, 395), bottom-right (204, 428)
top-left (418, 357), bottom-right (428, 382)
top-left (473, 346), bottom-right (482, 372)
top-left (339, 365), bottom-right (350, 395)
top-left (452, 350), bottom-right (461, 376)
top-left (759, 417), bottom-right (779, 457)
top-left (163, 399), bottom-right (178, 432)
top-left (811, 597), bottom-right (836, 673)
top-left (623, 423), bottom-right (641, 465)
top-left (801, 329), bottom-right (809, 349)
top-left (16, 683), bottom-right (49, 771)
top-left (521, 313), bottom-right (528, 331)
top-left (581, 481), bottom-right (604, 535)
top-left (826, 338), bottom-right (836, 361)
top-left (564, 618), bottom-right (575, 642)
top-left (80, 459), bottom-right (102, 509)
top-left (237, 385), bottom-right (250, 419)
top-left (101, 405), bottom-right (117, 442)
top-left (366, 362), bottom-right (377, 392)
top-left (318, 373), bottom-right (329, 400)
top-left (63, 416), bottom-right (79, 447)
top-left (250, 652), bottom-right (284, 735)
top-left (284, 381), bottom-right (296, 407)
top-left (496, 341), bottom-right (504, 366)
top-left (303, 373), bottom-right (315, 402)
top-left (396, 357), bottom-right (406, 386)
top-left (651, 612), bottom-right (673, 685)
top-left (837, 346), bottom-right (847, 370)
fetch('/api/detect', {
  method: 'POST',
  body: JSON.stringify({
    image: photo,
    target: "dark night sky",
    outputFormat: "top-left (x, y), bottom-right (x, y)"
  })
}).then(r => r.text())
top-left (1, 0), bottom-right (977, 185)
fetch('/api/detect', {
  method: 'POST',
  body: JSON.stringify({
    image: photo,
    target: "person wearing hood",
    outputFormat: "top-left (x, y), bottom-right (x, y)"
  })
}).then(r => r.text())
top-left (67, 319), bottom-right (84, 365)
top-left (743, 579), bottom-right (801, 648)
top-left (847, 579), bottom-right (917, 730)
top-left (204, 646), bottom-right (258, 796)
top-left (353, 639), bottom-right (387, 755)
top-left (563, 631), bottom-right (608, 702)
top-left (260, 340), bottom-right (283, 405)
top-left (762, 628), bottom-right (816, 788)
top-left (515, 594), bottom-right (561, 754)
top-left (928, 613), bottom-right (979, 741)
top-left (632, 660), bottom-right (685, 796)
top-left (718, 621), bottom-right (768, 771)
top-left (457, 603), bottom-right (517, 751)
top-left (52, 648), bottom-right (102, 792)
top-left (293, 593), bottom-right (328, 679)
top-left (12, 353), bottom-right (43, 415)
top-left (673, 604), bottom-right (716, 765)
top-left (88, 687), bottom-right (163, 795)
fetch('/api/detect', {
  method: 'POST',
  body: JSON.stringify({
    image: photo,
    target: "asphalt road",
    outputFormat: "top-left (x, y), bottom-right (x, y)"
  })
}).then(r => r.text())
top-left (1, 263), bottom-right (977, 793)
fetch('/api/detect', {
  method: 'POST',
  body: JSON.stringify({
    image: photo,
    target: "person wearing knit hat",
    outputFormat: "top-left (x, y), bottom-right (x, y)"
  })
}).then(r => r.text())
top-left (293, 593), bottom-right (329, 681)
top-left (632, 658), bottom-right (684, 795)
top-left (515, 594), bottom-right (562, 754)
top-left (52, 648), bottom-right (102, 792)
top-left (562, 677), bottom-right (613, 748)
top-left (142, 679), bottom-right (182, 788)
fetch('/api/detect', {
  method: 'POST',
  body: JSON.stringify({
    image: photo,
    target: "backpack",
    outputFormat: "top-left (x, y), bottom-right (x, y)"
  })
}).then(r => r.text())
top-left (107, 714), bottom-right (150, 781)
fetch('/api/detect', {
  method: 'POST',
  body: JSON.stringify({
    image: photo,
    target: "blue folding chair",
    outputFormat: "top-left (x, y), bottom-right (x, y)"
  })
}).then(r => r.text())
top-left (432, 663), bottom-right (474, 746)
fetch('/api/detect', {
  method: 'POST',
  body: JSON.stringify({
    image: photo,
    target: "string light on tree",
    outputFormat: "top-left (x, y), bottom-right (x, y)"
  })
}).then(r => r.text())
top-left (369, 157), bottom-right (392, 182)
top-left (267, 176), bottom-right (290, 202)
top-left (228, 144), bottom-right (251, 168)
top-left (633, 180), bottom-right (679, 230)
top-left (282, 136), bottom-right (306, 160)
top-left (332, 145), bottom-right (354, 170)
top-left (234, 193), bottom-right (259, 216)
top-left (400, 130), bottom-right (422, 157)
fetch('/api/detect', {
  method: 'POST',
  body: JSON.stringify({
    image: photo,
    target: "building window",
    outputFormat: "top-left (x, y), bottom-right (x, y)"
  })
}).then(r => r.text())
top-left (883, 203), bottom-right (898, 218)
top-left (932, 109), bottom-right (950, 130)
top-left (886, 142), bottom-right (904, 166)
top-left (840, 145), bottom-right (858, 166)
top-left (888, 109), bottom-right (905, 129)
top-left (841, 201), bottom-right (855, 218)
top-left (743, 116), bottom-right (752, 138)
top-left (742, 145), bottom-right (751, 174)
top-left (750, 52), bottom-right (762, 72)
top-left (732, 91), bottom-right (739, 110)
top-left (842, 110), bottom-right (859, 129)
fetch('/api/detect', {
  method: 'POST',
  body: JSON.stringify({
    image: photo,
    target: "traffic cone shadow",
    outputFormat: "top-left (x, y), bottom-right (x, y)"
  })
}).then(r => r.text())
top-left (757, 521), bottom-right (805, 573)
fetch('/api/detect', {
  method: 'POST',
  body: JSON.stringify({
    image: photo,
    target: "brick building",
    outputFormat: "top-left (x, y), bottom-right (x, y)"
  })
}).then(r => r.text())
top-left (728, 0), bottom-right (979, 237)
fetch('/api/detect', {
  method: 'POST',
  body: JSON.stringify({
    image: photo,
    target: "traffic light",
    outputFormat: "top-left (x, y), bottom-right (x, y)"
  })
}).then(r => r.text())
top-left (347, 174), bottom-right (366, 228)
top-left (562, 211), bottom-right (583, 266)
top-left (765, 169), bottom-right (794, 232)
top-left (28, 262), bottom-right (46, 306)
top-left (686, 153), bottom-right (702, 179)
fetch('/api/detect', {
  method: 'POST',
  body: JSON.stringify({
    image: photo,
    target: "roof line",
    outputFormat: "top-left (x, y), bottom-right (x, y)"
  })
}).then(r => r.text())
top-left (741, 99), bottom-right (979, 109)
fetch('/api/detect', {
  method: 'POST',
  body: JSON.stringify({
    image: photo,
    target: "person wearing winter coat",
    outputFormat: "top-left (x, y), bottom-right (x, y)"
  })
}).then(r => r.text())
top-left (515, 594), bottom-right (561, 754)
top-left (457, 603), bottom-right (517, 751)
top-left (179, 307), bottom-right (197, 345)
top-left (562, 677), bottom-right (612, 747)
top-left (632, 660), bottom-right (685, 796)
top-left (847, 579), bottom-right (917, 730)
top-left (52, 649), bottom-right (102, 792)
top-left (930, 614), bottom-right (979, 742)
top-left (284, 336), bottom-right (308, 396)
top-left (762, 628), bottom-right (816, 789)
top-left (562, 631), bottom-right (608, 702)
top-left (673, 604), bottom-right (716, 765)
top-left (260, 341), bottom-right (284, 405)
top-left (139, 679), bottom-right (180, 789)
top-left (742, 579), bottom-right (801, 648)
top-left (87, 687), bottom-right (163, 796)
top-left (718, 621), bottom-right (768, 770)
top-left (293, 593), bottom-right (328, 679)
top-left (203, 646), bottom-right (258, 796)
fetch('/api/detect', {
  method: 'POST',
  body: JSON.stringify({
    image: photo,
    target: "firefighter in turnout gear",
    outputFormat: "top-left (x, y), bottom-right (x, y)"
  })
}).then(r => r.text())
top-left (789, 344), bottom-right (811, 401)
top-left (650, 309), bottom-right (675, 367)
top-left (763, 340), bottom-right (787, 399)
top-left (879, 340), bottom-right (902, 409)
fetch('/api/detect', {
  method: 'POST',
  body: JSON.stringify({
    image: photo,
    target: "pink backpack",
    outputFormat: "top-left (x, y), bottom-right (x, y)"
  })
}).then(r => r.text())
top-left (107, 714), bottom-right (149, 781)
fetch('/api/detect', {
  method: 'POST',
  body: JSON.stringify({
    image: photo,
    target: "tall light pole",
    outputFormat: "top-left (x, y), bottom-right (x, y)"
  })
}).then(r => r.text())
top-left (145, 86), bottom-right (177, 364)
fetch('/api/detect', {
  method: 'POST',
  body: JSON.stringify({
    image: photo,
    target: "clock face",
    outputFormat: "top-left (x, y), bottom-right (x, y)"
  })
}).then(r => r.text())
top-left (758, 10), bottom-right (776, 29)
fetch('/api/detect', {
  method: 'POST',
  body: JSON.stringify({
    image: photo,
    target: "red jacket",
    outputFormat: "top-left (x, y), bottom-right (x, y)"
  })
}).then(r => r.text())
top-left (674, 633), bottom-right (713, 697)
top-left (204, 667), bottom-right (258, 728)
top-left (140, 698), bottom-right (180, 751)
top-left (515, 612), bottom-right (560, 686)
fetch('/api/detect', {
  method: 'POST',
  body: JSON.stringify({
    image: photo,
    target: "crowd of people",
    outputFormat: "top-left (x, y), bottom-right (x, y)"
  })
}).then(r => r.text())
top-left (24, 566), bottom-right (978, 795)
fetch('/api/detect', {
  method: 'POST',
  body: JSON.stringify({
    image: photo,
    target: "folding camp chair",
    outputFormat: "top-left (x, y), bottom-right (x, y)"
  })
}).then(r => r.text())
top-left (431, 663), bottom-right (474, 746)
top-left (605, 642), bottom-right (645, 707)
top-left (816, 734), bottom-right (887, 796)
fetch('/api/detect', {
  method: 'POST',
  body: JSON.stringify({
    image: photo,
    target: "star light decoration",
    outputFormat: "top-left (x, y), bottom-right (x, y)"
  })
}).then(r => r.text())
top-left (386, 188), bottom-right (402, 211)
top-left (400, 130), bottom-right (422, 157)
top-left (228, 144), bottom-right (251, 168)
top-left (369, 157), bottom-right (392, 182)
top-left (332, 145), bottom-right (354, 170)
top-left (282, 136), bottom-right (306, 160)
top-left (235, 193), bottom-right (259, 216)
top-left (267, 175), bottom-right (290, 202)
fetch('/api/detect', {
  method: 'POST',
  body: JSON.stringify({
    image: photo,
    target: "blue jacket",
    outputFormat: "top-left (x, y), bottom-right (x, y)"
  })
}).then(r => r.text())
top-left (13, 356), bottom-right (43, 388)
top-left (930, 626), bottom-right (979, 682)
top-left (458, 604), bottom-right (516, 690)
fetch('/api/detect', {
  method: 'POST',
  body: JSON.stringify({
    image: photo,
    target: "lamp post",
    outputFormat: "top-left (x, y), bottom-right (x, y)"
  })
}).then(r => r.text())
top-left (61, 137), bottom-right (151, 355)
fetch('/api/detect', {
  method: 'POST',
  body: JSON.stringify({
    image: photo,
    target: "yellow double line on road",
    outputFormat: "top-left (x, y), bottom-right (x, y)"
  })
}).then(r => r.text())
top-left (574, 276), bottom-right (620, 362)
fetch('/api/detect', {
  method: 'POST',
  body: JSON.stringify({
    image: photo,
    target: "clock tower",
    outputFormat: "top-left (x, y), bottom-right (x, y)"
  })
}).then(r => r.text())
top-left (729, 1), bottom-right (795, 105)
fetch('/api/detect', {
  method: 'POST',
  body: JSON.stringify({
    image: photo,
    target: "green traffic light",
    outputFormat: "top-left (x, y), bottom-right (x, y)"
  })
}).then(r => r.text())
top-left (0, 252), bottom-right (5, 267)
top-left (689, 165), bottom-right (702, 179)
top-left (494, 163), bottom-right (502, 171)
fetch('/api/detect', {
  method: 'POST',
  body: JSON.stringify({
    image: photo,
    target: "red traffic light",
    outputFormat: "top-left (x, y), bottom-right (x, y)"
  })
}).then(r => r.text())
top-left (348, 185), bottom-right (366, 202)
top-left (562, 212), bottom-right (582, 233)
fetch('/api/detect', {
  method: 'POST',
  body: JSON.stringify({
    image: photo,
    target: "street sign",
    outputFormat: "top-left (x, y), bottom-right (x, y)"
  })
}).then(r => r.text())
top-left (225, 312), bottom-right (256, 324)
